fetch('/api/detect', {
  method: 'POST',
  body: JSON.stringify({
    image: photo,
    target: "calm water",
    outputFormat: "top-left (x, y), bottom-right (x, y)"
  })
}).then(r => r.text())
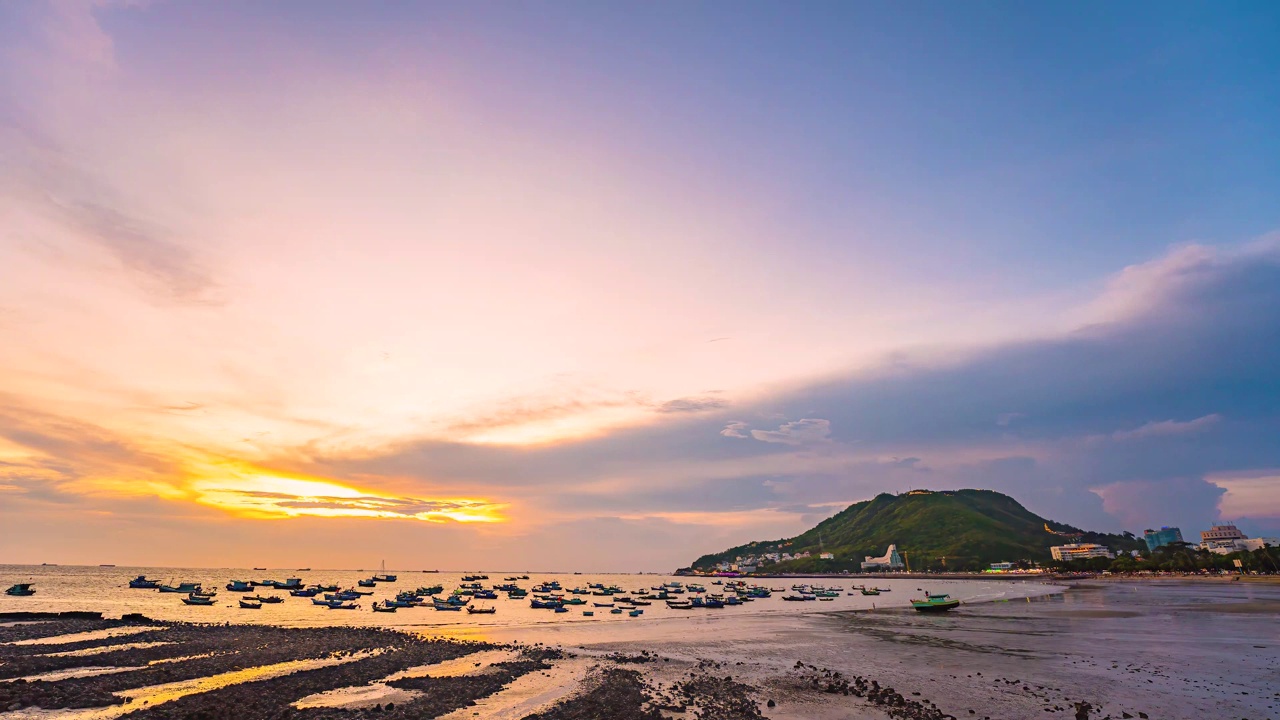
top-left (0, 565), bottom-right (1057, 631)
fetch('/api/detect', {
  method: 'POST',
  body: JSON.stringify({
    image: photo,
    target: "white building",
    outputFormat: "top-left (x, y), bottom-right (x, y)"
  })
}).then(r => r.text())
top-left (1200, 524), bottom-right (1247, 544)
top-left (861, 544), bottom-right (905, 571)
top-left (1203, 537), bottom-right (1279, 555)
top-left (819, 552), bottom-right (834, 560)
top-left (1050, 543), bottom-right (1114, 561)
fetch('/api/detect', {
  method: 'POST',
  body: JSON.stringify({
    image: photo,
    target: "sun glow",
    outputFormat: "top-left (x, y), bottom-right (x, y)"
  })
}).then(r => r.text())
top-left (190, 470), bottom-right (506, 523)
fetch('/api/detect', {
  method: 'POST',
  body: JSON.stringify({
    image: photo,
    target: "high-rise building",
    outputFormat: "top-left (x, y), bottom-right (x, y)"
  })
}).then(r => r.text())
top-left (1143, 526), bottom-right (1183, 552)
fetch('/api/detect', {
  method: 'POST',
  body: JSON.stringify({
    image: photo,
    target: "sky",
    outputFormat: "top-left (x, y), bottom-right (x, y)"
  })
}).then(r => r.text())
top-left (1, 0), bottom-right (1278, 571)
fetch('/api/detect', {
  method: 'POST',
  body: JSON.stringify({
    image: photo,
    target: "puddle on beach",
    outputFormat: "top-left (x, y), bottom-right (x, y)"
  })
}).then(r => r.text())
top-left (5, 628), bottom-right (167, 647)
top-left (42, 642), bottom-right (173, 658)
top-left (1, 667), bottom-right (141, 684)
top-left (2, 650), bottom-right (381, 720)
top-left (434, 657), bottom-right (593, 720)
top-left (291, 648), bottom-right (521, 710)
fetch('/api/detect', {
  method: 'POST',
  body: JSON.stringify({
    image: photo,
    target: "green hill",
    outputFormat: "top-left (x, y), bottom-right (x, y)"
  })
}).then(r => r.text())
top-left (689, 489), bottom-right (1143, 573)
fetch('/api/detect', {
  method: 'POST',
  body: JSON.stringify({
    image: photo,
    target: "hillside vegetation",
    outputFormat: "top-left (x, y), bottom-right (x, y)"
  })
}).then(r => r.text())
top-left (690, 489), bottom-right (1143, 572)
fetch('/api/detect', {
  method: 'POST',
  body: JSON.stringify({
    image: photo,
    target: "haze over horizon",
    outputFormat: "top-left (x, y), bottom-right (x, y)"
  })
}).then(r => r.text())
top-left (2, 1), bottom-right (1279, 571)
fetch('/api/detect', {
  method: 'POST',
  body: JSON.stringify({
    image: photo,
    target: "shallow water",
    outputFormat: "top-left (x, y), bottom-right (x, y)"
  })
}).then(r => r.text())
top-left (0, 565), bottom-right (1054, 634)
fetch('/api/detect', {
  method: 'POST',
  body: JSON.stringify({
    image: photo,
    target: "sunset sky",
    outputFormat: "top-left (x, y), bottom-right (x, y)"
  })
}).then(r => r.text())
top-left (2, 1), bottom-right (1279, 570)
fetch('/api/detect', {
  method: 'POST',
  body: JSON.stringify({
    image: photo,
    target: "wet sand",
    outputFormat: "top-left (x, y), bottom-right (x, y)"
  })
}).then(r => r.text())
top-left (2, 580), bottom-right (1277, 719)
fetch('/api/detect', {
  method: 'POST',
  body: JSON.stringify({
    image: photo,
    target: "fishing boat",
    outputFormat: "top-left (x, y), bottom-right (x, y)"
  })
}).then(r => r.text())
top-left (582, 610), bottom-right (594, 616)
top-left (326, 602), bottom-right (359, 610)
top-left (226, 580), bottom-right (253, 592)
top-left (628, 609), bottom-right (642, 617)
top-left (129, 576), bottom-right (160, 589)
top-left (372, 560), bottom-right (397, 583)
top-left (554, 606), bottom-right (569, 613)
top-left (910, 592), bottom-right (960, 613)
top-left (433, 601), bottom-right (462, 611)
top-left (466, 605), bottom-right (496, 614)
top-left (372, 602), bottom-right (397, 613)
top-left (592, 602), bottom-right (614, 607)
top-left (239, 599), bottom-right (261, 609)
top-left (5, 583), bottom-right (35, 596)
top-left (860, 588), bottom-right (881, 596)
top-left (357, 578), bottom-right (377, 588)
top-left (159, 582), bottom-right (202, 594)
top-left (290, 588), bottom-right (320, 597)
top-left (250, 595), bottom-right (284, 604)
top-left (182, 594), bottom-right (215, 606)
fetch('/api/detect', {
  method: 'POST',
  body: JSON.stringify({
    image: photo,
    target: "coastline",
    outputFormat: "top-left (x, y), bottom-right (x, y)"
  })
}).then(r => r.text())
top-left (3, 579), bottom-right (1277, 719)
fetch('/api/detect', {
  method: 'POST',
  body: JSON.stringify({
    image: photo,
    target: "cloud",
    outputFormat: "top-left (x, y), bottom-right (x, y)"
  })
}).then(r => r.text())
top-left (720, 421), bottom-right (749, 438)
top-left (657, 396), bottom-right (728, 413)
top-left (1111, 413), bottom-right (1222, 441)
top-left (750, 418), bottom-right (831, 445)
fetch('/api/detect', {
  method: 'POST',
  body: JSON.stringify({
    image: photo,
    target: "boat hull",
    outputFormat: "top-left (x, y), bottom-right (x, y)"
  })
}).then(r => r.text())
top-left (911, 600), bottom-right (960, 612)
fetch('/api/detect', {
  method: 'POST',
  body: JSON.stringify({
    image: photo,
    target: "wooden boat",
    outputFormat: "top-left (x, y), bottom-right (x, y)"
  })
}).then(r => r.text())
top-left (182, 594), bottom-right (215, 606)
top-left (239, 599), bottom-right (261, 609)
top-left (372, 603), bottom-right (397, 613)
top-left (226, 580), bottom-right (253, 592)
top-left (251, 595), bottom-right (284, 603)
top-left (860, 588), bottom-right (881, 596)
top-left (592, 602), bottom-right (614, 607)
top-left (5, 583), bottom-right (35, 597)
top-left (372, 560), bottom-right (397, 583)
top-left (466, 605), bottom-right (496, 614)
top-left (326, 602), bottom-right (360, 610)
top-left (433, 602), bottom-right (462, 611)
top-left (554, 606), bottom-right (569, 613)
top-left (159, 582), bottom-right (202, 594)
top-left (911, 593), bottom-right (960, 613)
top-left (129, 576), bottom-right (160, 589)
top-left (358, 578), bottom-right (378, 587)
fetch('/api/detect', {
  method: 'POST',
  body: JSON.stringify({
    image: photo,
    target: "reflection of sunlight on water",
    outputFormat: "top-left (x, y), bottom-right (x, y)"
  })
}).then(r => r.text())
top-left (434, 657), bottom-right (592, 720)
top-left (3, 650), bottom-right (382, 720)
top-left (7, 627), bottom-right (167, 646)
top-left (1, 667), bottom-right (141, 683)
top-left (44, 642), bottom-right (172, 658)
top-left (291, 648), bottom-right (520, 710)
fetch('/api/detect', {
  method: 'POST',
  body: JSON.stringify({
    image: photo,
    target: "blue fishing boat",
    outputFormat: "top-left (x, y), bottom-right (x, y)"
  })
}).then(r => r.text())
top-left (129, 576), bottom-right (160, 589)
top-left (226, 580), bottom-right (253, 592)
top-left (433, 601), bottom-right (462, 611)
top-left (182, 594), bottom-right (215, 606)
top-left (326, 602), bottom-right (359, 610)
top-left (5, 583), bottom-right (35, 596)
top-left (290, 588), bottom-right (320, 597)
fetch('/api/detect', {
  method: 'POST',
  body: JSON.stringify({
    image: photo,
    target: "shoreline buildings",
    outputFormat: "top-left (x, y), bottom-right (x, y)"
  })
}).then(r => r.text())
top-left (861, 544), bottom-right (905, 571)
top-left (1143, 526), bottom-right (1183, 552)
top-left (1050, 543), bottom-right (1114, 561)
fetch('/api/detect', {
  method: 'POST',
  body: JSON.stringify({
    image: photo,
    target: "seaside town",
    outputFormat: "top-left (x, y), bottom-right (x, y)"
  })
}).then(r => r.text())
top-left (701, 523), bottom-right (1279, 577)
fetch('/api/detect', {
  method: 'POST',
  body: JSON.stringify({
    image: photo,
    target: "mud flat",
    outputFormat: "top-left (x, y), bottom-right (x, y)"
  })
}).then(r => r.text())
top-left (3, 579), bottom-right (1277, 719)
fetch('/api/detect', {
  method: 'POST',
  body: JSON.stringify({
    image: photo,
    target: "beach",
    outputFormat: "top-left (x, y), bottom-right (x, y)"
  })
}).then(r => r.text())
top-left (2, 575), bottom-right (1278, 719)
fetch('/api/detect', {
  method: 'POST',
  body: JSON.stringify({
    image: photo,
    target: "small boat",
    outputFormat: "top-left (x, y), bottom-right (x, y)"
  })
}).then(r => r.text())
top-left (182, 594), bottom-right (215, 606)
top-left (239, 599), bottom-right (261, 609)
top-left (290, 588), bottom-right (320, 597)
top-left (582, 611), bottom-right (594, 616)
top-left (250, 595), bottom-right (284, 604)
top-left (226, 580), bottom-right (253, 592)
top-left (554, 606), bottom-right (569, 613)
top-left (593, 602), bottom-right (614, 607)
top-left (5, 583), bottom-right (35, 597)
top-left (373, 603), bottom-right (397, 613)
top-left (372, 560), bottom-right (397, 583)
top-left (860, 588), bottom-right (881, 596)
top-left (358, 578), bottom-right (378, 587)
top-left (610, 607), bottom-right (623, 614)
top-left (129, 576), bottom-right (160, 589)
top-left (159, 582), bottom-right (202, 594)
top-left (433, 602), bottom-right (462, 611)
top-left (911, 593), bottom-right (960, 613)
top-left (326, 602), bottom-right (360, 610)
top-left (628, 609), bottom-right (642, 617)
top-left (466, 605), bottom-right (496, 614)
top-left (253, 567), bottom-right (267, 571)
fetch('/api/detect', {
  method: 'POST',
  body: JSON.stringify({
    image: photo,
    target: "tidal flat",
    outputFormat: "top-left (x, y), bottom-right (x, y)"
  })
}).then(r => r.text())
top-left (2, 580), bottom-right (1277, 719)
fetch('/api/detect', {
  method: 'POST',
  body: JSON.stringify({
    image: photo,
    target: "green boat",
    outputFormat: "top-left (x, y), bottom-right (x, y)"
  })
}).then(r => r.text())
top-left (859, 588), bottom-right (880, 596)
top-left (910, 592), bottom-right (959, 612)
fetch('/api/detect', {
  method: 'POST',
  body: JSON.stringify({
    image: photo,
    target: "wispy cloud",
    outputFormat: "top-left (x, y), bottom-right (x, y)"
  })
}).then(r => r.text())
top-left (1111, 414), bottom-right (1222, 442)
top-left (750, 418), bottom-right (832, 445)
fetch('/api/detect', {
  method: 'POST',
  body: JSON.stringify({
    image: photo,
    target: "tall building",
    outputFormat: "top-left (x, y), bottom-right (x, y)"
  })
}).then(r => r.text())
top-left (1050, 543), bottom-right (1114, 561)
top-left (1143, 526), bottom-right (1183, 552)
top-left (1200, 524), bottom-right (1246, 543)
